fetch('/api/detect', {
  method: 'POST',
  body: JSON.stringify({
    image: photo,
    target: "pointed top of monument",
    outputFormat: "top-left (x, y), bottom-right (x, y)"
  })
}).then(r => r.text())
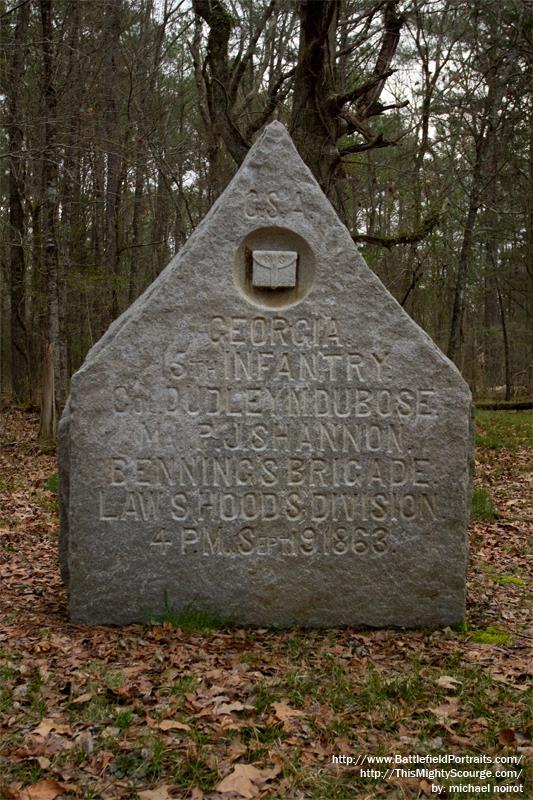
top-left (256, 119), bottom-right (300, 152)
top-left (263, 119), bottom-right (288, 134)
top-left (75, 115), bottom-right (467, 395)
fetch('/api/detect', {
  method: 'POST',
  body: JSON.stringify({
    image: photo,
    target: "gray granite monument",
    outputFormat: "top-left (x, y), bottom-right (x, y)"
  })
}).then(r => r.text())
top-left (59, 122), bottom-right (473, 627)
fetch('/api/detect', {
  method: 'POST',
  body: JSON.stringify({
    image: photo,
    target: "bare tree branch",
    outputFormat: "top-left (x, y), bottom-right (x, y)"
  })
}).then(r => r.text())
top-left (334, 68), bottom-right (396, 109)
top-left (229, 0), bottom-right (277, 104)
top-left (352, 211), bottom-right (442, 249)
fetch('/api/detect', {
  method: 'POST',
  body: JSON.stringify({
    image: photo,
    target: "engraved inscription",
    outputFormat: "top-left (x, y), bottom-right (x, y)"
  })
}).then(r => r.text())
top-left (150, 528), bottom-right (173, 554)
top-left (99, 311), bottom-right (442, 559)
top-left (208, 315), bottom-right (342, 348)
top-left (244, 189), bottom-right (304, 219)
top-left (98, 489), bottom-right (162, 522)
top-left (104, 453), bottom-right (431, 490)
top-left (157, 526), bottom-right (390, 557)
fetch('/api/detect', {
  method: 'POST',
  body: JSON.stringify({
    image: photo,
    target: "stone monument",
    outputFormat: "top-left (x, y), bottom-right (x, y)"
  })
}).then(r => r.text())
top-left (59, 122), bottom-right (473, 627)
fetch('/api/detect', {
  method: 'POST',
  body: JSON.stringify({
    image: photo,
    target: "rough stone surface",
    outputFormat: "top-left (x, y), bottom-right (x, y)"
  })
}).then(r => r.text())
top-left (59, 121), bottom-right (473, 627)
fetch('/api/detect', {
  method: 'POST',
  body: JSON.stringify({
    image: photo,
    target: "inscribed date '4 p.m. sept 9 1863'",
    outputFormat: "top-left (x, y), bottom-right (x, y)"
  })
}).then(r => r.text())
top-left (59, 122), bottom-right (474, 627)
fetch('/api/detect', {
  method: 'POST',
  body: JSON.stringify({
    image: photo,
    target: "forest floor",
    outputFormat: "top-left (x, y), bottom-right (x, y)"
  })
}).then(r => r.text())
top-left (0, 408), bottom-right (531, 800)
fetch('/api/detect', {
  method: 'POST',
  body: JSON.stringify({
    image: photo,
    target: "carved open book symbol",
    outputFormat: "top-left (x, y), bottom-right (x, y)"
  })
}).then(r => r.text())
top-left (252, 250), bottom-right (297, 288)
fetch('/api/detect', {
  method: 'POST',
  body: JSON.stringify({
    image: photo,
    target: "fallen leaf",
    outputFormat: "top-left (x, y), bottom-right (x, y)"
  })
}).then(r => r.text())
top-left (228, 739), bottom-right (248, 761)
top-left (498, 728), bottom-right (517, 746)
top-left (31, 719), bottom-right (55, 737)
top-left (517, 745), bottom-right (533, 761)
top-left (18, 780), bottom-right (66, 800)
top-left (446, 731), bottom-right (472, 746)
top-left (420, 779), bottom-right (433, 797)
top-left (76, 731), bottom-right (94, 756)
top-left (216, 763), bottom-right (278, 798)
top-left (436, 675), bottom-right (462, 690)
top-left (191, 789), bottom-right (204, 800)
top-left (25, 733), bottom-right (72, 758)
top-left (216, 764), bottom-right (263, 798)
top-left (97, 749), bottom-right (114, 770)
top-left (156, 719), bottom-right (190, 731)
top-left (122, 664), bottom-right (148, 677)
top-left (31, 719), bottom-right (72, 738)
top-left (272, 702), bottom-right (305, 721)
top-left (216, 717), bottom-right (249, 732)
top-left (138, 787), bottom-right (172, 800)
top-left (397, 723), bottom-right (411, 736)
top-left (215, 701), bottom-right (246, 715)
top-left (429, 696), bottom-right (460, 724)
top-left (110, 681), bottom-right (135, 698)
top-left (71, 691), bottom-right (92, 704)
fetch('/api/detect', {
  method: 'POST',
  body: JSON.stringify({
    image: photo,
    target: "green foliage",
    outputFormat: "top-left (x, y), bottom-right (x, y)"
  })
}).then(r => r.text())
top-left (114, 709), bottom-right (133, 730)
top-left (0, 665), bottom-right (18, 682)
top-left (24, 669), bottom-right (46, 718)
top-left (146, 738), bottom-right (166, 779)
top-left (173, 755), bottom-right (218, 790)
top-left (161, 606), bottom-right (228, 631)
top-left (471, 486), bottom-right (497, 521)
top-left (34, 472), bottom-right (60, 513)
top-left (0, 761), bottom-right (43, 785)
top-left (465, 625), bottom-right (512, 646)
top-left (154, 595), bottom-right (231, 631)
top-left (253, 684), bottom-right (279, 714)
top-left (240, 723), bottom-right (287, 746)
top-left (0, 476), bottom-right (17, 492)
top-left (109, 750), bottom-right (145, 778)
top-left (476, 411), bottom-right (533, 450)
top-left (103, 670), bottom-right (125, 690)
top-left (355, 667), bottom-right (426, 711)
top-left (100, 735), bottom-right (120, 753)
top-left (169, 676), bottom-right (196, 696)
top-left (72, 695), bottom-right (113, 724)
top-left (284, 670), bottom-right (322, 707)
top-left (285, 635), bottom-right (317, 664)
top-left (494, 575), bottom-right (525, 587)
top-left (0, 689), bottom-right (12, 715)
top-left (44, 472), bottom-right (59, 492)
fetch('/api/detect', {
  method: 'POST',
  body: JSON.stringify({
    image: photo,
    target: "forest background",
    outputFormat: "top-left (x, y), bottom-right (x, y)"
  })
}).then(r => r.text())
top-left (1, 0), bottom-right (532, 439)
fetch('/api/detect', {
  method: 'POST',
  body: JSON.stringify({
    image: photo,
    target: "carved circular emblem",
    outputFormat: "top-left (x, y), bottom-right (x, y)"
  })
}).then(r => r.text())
top-left (234, 226), bottom-right (316, 309)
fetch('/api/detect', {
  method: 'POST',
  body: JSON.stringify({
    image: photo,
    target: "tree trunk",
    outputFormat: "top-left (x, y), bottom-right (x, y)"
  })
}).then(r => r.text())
top-left (39, 0), bottom-right (61, 442)
top-left (526, 76), bottom-right (533, 397)
top-left (39, 342), bottom-right (56, 443)
top-left (151, 169), bottom-right (170, 280)
top-left (496, 282), bottom-right (512, 401)
top-left (448, 136), bottom-right (485, 363)
top-left (192, 0), bottom-right (250, 168)
top-left (30, 200), bottom-right (42, 406)
top-left (59, 0), bottom-right (82, 406)
top-left (128, 160), bottom-right (144, 304)
top-left (289, 0), bottom-right (341, 207)
top-left (7, 0), bottom-right (31, 402)
top-left (0, 260), bottom-right (10, 401)
top-left (102, 0), bottom-right (123, 321)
